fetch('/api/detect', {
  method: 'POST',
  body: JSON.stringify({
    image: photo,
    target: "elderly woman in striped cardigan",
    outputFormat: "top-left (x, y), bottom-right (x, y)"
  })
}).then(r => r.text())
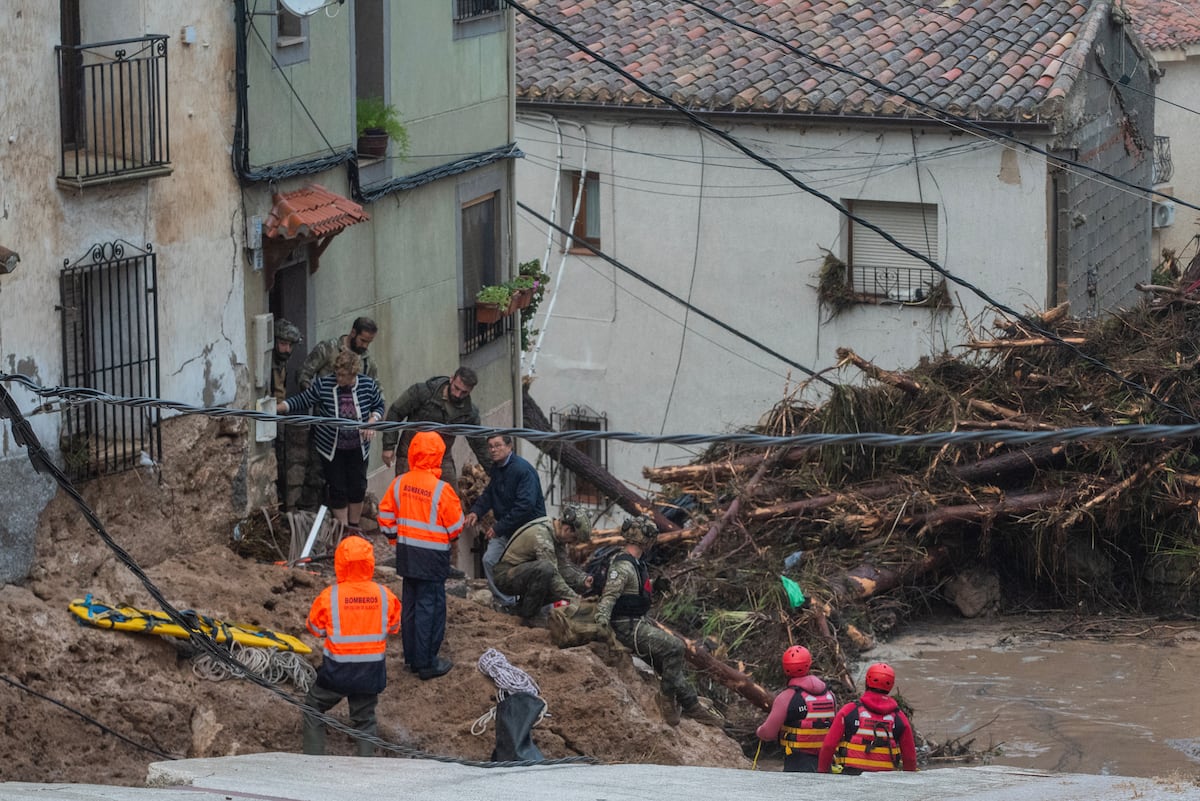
top-left (278, 350), bottom-right (385, 532)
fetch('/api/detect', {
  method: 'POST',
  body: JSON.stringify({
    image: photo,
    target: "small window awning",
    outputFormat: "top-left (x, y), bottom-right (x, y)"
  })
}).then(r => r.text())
top-left (264, 183), bottom-right (369, 240)
top-left (260, 184), bottom-right (370, 290)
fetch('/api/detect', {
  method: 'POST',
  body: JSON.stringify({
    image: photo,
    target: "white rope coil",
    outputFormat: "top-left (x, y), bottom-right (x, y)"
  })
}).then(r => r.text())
top-left (472, 648), bottom-right (547, 735)
top-left (477, 648), bottom-right (540, 700)
top-left (191, 642), bottom-right (315, 691)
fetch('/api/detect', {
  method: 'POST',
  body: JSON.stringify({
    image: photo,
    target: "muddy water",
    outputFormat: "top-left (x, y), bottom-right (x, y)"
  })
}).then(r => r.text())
top-left (865, 618), bottom-right (1200, 778)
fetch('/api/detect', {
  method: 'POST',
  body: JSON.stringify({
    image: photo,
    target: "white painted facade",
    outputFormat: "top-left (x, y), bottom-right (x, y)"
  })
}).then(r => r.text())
top-left (515, 114), bottom-right (1052, 500)
top-left (0, 2), bottom-right (246, 581)
top-left (1146, 47), bottom-right (1200, 265)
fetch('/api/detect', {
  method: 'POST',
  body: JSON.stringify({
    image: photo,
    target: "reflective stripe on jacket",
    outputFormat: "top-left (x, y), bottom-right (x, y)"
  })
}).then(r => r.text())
top-left (837, 705), bottom-right (903, 772)
top-left (378, 431), bottom-right (464, 579)
top-left (306, 535), bottom-right (401, 695)
top-left (779, 685), bottom-right (838, 755)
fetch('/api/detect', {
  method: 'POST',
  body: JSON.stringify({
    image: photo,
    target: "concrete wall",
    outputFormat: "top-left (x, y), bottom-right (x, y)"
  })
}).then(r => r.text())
top-left (514, 114), bottom-right (1052, 508)
top-left (0, 2), bottom-right (247, 583)
top-left (1147, 47), bottom-right (1200, 265)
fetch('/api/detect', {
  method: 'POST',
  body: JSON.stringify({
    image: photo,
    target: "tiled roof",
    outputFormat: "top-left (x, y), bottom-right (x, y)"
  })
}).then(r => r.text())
top-left (1125, 0), bottom-right (1200, 49)
top-left (264, 184), bottom-right (369, 240)
top-left (515, 0), bottom-right (1105, 121)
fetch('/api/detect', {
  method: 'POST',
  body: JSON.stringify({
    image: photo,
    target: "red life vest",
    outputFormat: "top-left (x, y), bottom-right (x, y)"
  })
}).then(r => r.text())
top-left (837, 704), bottom-right (904, 772)
top-left (779, 685), bottom-right (838, 755)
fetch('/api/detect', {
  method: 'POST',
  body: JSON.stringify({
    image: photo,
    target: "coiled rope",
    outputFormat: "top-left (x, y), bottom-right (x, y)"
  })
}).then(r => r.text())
top-left (472, 648), bottom-right (546, 735)
top-left (191, 641), bottom-right (316, 692)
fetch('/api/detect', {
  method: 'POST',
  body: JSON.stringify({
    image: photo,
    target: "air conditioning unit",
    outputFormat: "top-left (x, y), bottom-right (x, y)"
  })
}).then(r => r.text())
top-left (1152, 200), bottom-right (1176, 229)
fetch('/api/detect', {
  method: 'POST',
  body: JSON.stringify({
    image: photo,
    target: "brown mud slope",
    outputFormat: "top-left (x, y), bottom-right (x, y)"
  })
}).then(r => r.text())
top-left (0, 416), bottom-right (746, 786)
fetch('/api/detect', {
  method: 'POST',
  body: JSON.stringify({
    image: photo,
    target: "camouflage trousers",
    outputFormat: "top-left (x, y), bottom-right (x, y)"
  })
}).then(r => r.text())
top-left (611, 617), bottom-right (697, 708)
top-left (493, 560), bottom-right (568, 619)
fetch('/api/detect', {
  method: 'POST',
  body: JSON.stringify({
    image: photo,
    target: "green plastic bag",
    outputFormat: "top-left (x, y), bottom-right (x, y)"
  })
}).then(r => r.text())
top-left (780, 575), bottom-right (806, 608)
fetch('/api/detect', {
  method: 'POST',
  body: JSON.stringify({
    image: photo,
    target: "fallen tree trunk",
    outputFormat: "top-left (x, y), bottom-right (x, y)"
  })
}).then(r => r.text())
top-left (649, 619), bottom-right (774, 711)
top-left (837, 489), bottom-right (1071, 532)
top-left (967, 337), bottom-right (1087, 349)
top-left (643, 446), bottom-right (809, 484)
top-left (689, 454), bottom-right (775, 559)
top-left (747, 446), bottom-right (1072, 522)
top-left (829, 546), bottom-right (951, 605)
top-left (746, 480), bottom-right (904, 522)
top-left (523, 386), bottom-right (680, 533)
top-left (836, 348), bottom-right (922, 394)
top-left (573, 526), bottom-right (701, 558)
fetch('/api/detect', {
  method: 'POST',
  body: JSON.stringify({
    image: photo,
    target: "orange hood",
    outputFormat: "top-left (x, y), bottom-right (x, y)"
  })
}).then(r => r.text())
top-left (408, 431), bottom-right (445, 476)
top-left (334, 535), bottom-right (376, 583)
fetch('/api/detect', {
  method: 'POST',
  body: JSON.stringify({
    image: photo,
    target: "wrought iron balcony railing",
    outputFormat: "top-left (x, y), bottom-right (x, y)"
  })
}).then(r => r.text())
top-left (454, 0), bottom-right (502, 21)
top-left (56, 35), bottom-right (172, 189)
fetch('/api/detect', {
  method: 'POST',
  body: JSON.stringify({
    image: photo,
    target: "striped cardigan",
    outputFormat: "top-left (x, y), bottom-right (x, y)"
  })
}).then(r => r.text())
top-left (283, 374), bottom-right (385, 460)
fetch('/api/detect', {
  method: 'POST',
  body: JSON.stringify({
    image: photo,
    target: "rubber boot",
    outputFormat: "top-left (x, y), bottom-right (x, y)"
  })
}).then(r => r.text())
top-left (657, 692), bottom-right (681, 727)
top-left (682, 696), bottom-right (724, 728)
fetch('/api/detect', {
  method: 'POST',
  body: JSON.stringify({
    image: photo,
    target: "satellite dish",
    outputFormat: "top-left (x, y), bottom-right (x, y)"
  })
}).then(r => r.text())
top-left (279, 0), bottom-right (325, 17)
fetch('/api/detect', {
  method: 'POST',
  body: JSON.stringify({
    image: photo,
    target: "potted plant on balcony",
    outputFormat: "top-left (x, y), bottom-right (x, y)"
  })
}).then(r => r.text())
top-left (508, 274), bottom-right (537, 309)
top-left (356, 97), bottom-right (410, 159)
top-left (475, 284), bottom-right (513, 325)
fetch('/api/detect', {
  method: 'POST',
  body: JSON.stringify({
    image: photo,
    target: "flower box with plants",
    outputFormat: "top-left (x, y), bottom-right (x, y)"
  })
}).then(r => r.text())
top-left (475, 284), bottom-right (514, 324)
top-left (356, 97), bottom-right (410, 160)
top-left (508, 274), bottom-right (538, 309)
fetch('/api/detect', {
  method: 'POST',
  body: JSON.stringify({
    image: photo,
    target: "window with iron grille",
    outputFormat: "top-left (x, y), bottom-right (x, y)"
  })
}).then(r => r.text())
top-left (59, 240), bottom-right (162, 481)
top-left (455, 0), bottom-right (502, 20)
top-left (846, 200), bottom-right (940, 303)
top-left (453, 0), bottom-right (505, 38)
top-left (550, 406), bottom-right (608, 506)
top-left (1154, 136), bottom-right (1173, 185)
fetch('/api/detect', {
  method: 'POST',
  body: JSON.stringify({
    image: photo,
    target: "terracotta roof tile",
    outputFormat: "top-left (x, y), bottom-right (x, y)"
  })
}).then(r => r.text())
top-left (264, 184), bottom-right (369, 241)
top-left (1126, 0), bottom-right (1200, 49)
top-left (517, 0), bottom-right (1101, 121)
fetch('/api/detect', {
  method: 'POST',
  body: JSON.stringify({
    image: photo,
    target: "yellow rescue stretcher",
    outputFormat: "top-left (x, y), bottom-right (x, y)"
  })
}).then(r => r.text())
top-left (69, 594), bottom-right (311, 654)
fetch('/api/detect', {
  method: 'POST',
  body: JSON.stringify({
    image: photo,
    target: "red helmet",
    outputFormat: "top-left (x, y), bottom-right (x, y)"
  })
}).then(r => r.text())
top-left (864, 662), bottom-right (895, 693)
top-left (781, 645), bottom-right (812, 678)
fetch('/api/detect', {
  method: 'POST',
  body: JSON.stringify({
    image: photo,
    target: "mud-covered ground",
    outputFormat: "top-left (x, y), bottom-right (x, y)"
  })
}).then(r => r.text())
top-left (0, 417), bottom-right (746, 786)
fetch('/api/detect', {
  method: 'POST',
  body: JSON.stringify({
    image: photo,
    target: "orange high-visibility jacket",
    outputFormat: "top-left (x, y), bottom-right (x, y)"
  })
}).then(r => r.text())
top-left (378, 431), bottom-right (463, 579)
top-left (306, 535), bottom-right (400, 694)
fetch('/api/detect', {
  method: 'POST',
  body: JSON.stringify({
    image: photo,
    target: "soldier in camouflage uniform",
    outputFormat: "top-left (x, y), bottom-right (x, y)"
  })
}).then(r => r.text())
top-left (492, 505), bottom-right (593, 620)
top-left (298, 317), bottom-right (379, 389)
top-left (594, 515), bottom-right (724, 728)
top-left (271, 318), bottom-right (303, 401)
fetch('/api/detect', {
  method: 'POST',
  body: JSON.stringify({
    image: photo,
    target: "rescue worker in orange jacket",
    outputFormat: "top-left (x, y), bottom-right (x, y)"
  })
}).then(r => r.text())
top-left (377, 431), bottom-right (464, 680)
top-left (756, 645), bottom-right (838, 772)
top-left (818, 662), bottom-right (918, 774)
top-left (302, 535), bottom-right (401, 756)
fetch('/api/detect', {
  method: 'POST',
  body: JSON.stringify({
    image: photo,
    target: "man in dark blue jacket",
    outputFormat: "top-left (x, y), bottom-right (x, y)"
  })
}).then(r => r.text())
top-left (464, 434), bottom-right (545, 609)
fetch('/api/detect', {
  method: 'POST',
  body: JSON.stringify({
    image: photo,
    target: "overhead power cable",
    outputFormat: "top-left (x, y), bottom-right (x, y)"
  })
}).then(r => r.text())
top-left (0, 673), bottom-right (179, 761)
top-left (682, 0), bottom-right (1200, 214)
top-left (8, 373), bottom-right (1200, 450)
top-left (506, 0), bottom-right (1196, 423)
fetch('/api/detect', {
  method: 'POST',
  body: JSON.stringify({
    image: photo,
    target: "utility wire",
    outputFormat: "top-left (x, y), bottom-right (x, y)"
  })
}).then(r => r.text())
top-left (8, 373), bottom-right (1200, 450)
top-left (507, 0), bottom-right (1196, 423)
top-left (0, 673), bottom-right (179, 761)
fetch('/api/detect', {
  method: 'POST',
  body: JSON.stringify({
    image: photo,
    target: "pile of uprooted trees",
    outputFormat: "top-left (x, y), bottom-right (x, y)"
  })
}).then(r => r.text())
top-left (520, 284), bottom-right (1200, 733)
